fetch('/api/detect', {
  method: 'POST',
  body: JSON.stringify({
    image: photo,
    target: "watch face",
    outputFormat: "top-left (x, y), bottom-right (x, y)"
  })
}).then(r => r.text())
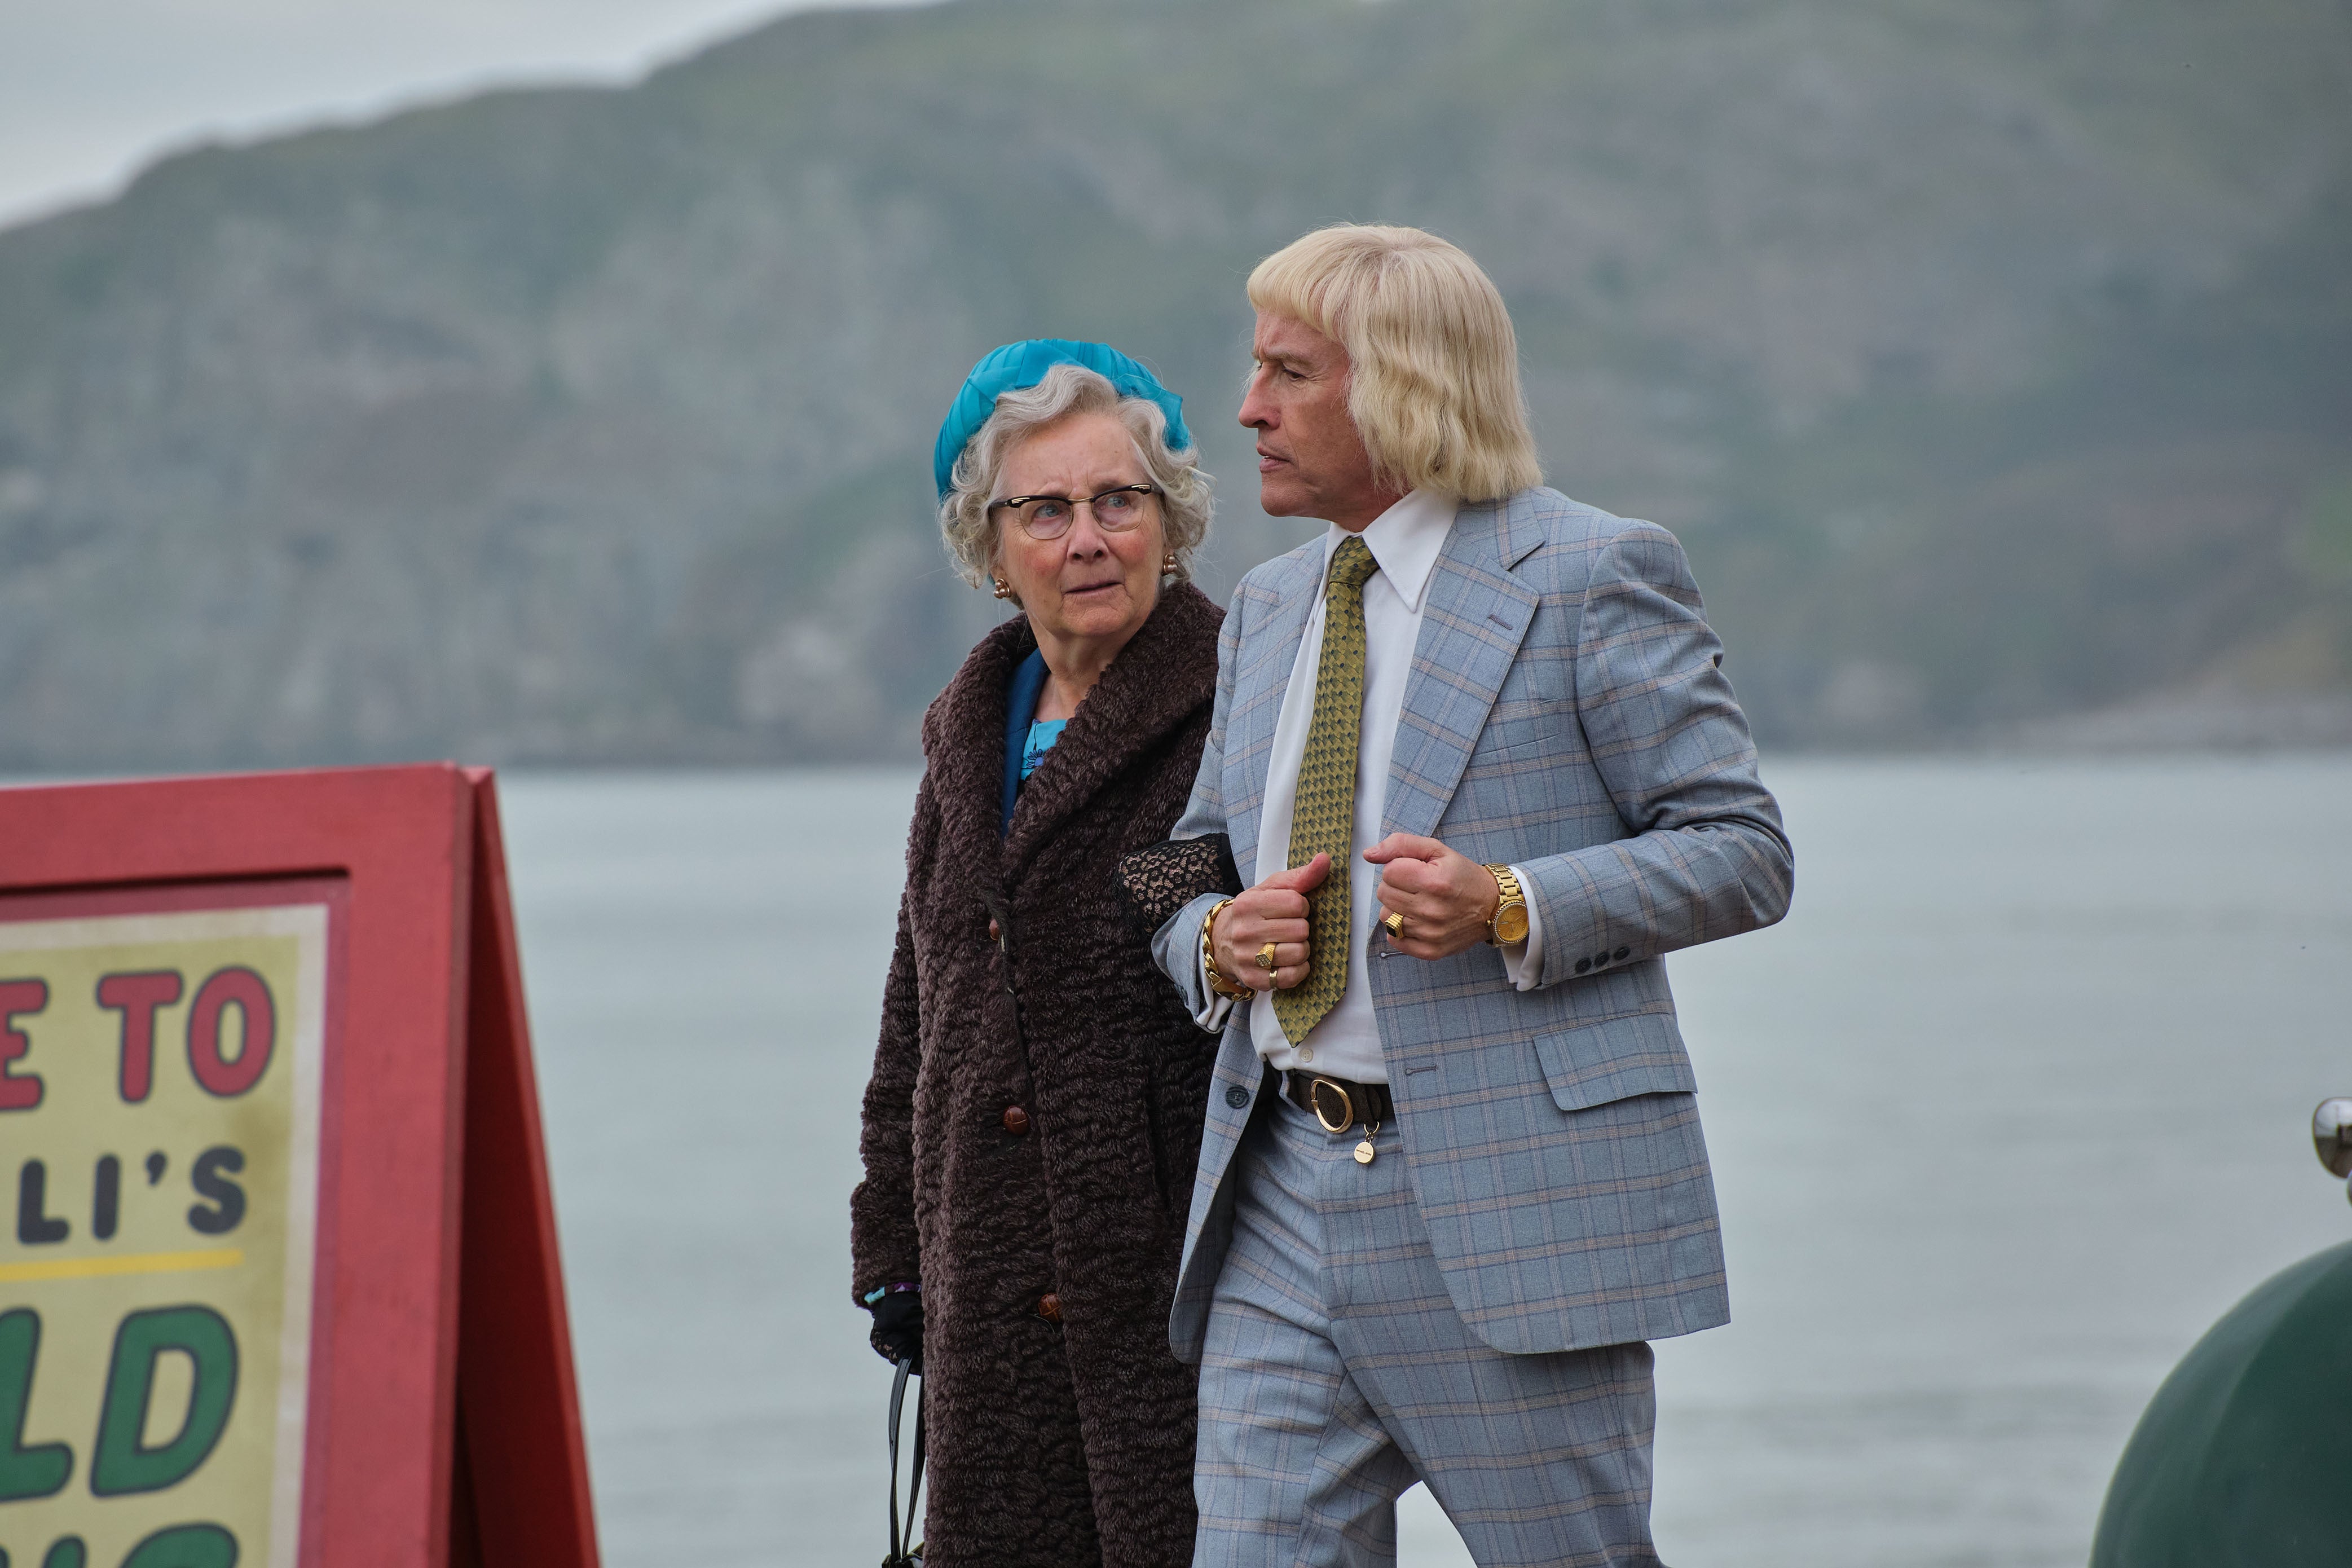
top-left (1494, 904), bottom-right (1530, 944)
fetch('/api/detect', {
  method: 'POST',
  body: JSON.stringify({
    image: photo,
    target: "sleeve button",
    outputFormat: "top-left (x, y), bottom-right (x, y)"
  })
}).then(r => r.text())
top-left (1613, 946), bottom-right (1631, 961)
top-left (1573, 958), bottom-right (1592, 975)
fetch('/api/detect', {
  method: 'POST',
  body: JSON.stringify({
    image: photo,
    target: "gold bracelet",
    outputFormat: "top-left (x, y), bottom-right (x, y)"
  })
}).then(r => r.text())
top-left (1202, 898), bottom-right (1255, 1002)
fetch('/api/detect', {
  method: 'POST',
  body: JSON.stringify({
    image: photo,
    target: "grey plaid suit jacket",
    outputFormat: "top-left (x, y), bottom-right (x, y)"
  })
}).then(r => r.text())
top-left (1156, 487), bottom-right (1792, 1360)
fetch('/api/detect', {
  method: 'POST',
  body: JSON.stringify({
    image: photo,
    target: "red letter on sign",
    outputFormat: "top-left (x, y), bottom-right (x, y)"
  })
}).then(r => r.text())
top-left (0, 980), bottom-right (45, 1111)
top-left (97, 972), bottom-right (184, 1104)
top-left (186, 968), bottom-right (275, 1098)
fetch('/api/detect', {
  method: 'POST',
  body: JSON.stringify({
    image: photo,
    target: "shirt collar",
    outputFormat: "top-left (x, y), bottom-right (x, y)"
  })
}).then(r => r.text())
top-left (1320, 488), bottom-right (1459, 614)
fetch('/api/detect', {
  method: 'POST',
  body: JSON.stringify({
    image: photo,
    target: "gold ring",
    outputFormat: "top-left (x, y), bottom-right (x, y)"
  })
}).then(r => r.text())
top-left (1382, 912), bottom-right (1406, 940)
top-left (1256, 941), bottom-right (1279, 971)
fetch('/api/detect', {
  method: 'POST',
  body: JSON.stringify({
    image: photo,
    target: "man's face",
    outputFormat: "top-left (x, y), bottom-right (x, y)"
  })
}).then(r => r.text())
top-left (1238, 310), bottom-right (1399, 530)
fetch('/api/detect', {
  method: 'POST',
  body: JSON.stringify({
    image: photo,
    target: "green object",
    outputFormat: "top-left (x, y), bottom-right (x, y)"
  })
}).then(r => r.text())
top-left (2092, 1239), bottom-right (2352, 1566)
top-left (0, 1309), bottom-right (72, 1502)
top-left (121, 1525), bottom-right (237, 1568)
top-left (91, 1305), bottom-right (239, 1497)
top-left (1274, 534), bottom-right (1381, 1049)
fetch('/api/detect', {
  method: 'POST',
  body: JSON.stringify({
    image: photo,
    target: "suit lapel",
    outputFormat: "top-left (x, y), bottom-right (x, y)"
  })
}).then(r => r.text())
top-left (1223, 544), bottom-right (1322, 879)
top-left (1385, 499), bottom-right (1540, 840)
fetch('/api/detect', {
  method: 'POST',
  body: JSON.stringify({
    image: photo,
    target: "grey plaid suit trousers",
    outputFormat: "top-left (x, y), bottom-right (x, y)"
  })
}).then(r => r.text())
top-left (1153, 488), bottom-right (1792, 1564)
top-left (1196, 1095), bottom-right (1661, 1567)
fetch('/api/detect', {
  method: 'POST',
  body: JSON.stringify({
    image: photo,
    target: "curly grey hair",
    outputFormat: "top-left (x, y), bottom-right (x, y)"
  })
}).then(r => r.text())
top-left (939, 363), bottom-right (1212, 595)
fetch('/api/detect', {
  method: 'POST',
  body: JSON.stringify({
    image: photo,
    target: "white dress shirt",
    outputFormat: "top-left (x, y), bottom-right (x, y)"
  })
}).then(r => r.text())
top-left (1195, 489), bottom-right (1547, 1082)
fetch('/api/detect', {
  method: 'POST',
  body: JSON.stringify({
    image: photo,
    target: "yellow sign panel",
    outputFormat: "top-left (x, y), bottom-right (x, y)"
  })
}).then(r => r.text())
top-left (1, 900), bottom-right (329, 1568)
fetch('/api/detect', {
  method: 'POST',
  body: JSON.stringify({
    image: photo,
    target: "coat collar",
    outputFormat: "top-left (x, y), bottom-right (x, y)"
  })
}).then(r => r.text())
top-left (1220, 541), bottom-right (1321, 880)
top-left (1307, 488), bottom-right (1458, 613)
top-left (922, 583), bottom-right (1223, 883)
top-left (1383, 495), bottom-right (1543, 838)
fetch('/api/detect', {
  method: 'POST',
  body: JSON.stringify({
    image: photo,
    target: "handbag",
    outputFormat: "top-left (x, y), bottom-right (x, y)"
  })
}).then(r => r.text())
top-left (881, 1356), bottom-right (926, 1567)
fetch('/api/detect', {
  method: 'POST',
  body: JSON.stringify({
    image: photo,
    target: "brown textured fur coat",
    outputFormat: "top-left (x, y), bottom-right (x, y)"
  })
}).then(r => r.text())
top-left (852, 584), bottom-right (1223, 1566)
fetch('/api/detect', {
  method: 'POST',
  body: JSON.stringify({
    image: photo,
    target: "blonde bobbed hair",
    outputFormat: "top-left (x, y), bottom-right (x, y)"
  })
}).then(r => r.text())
top-left (939, 364), bottom-right (1212, 601)
top-left (1248, 224), bottom-right (1541, 502)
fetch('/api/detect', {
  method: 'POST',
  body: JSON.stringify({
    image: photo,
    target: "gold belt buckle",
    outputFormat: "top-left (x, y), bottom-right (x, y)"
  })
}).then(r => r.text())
top-left (1306, 1076), bottom-right (1355, 1135)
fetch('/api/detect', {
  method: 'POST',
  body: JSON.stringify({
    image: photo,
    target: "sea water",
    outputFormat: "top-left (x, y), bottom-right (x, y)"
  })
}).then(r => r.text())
top-left (495, 755), bottom-right (2352, 1567)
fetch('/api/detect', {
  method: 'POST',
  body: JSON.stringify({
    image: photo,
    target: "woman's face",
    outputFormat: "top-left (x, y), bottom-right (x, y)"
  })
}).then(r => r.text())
top-left (992, 411), bottom-right (1166, 657)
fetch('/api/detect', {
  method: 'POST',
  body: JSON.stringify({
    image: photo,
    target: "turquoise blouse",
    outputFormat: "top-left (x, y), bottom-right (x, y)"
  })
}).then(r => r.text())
top-left (999, 649), bottom-right (1066, 836)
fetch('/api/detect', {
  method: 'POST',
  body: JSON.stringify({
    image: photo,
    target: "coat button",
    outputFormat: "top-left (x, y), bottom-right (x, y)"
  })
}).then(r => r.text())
top-left (987, 917), bottom-right (1002, 942)
top-left (1037, 1293), bottom-right (1063, 1323)
top-left (1002, 1105), bottom-right (1030, 1135)
top-left (1225, 1086), bottom-right (1250, 1109)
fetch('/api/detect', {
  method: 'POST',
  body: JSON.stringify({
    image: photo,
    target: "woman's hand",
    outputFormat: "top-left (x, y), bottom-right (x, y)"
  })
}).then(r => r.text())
top-left (1366, 835), bottom-right (1500, 960)
top-left (867, 1290), bottom-right (924, 1372)
top-left (1213, 853), bottom-right (1328, 992)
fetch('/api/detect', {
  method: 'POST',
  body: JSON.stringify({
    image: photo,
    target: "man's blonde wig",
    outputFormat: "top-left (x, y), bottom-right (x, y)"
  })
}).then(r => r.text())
top-left (1248, 224), bottom-right (1541, 502)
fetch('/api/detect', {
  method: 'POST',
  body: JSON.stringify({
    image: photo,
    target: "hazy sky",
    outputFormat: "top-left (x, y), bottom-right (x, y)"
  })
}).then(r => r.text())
top-left (0, 0), bottom-right (918, 228)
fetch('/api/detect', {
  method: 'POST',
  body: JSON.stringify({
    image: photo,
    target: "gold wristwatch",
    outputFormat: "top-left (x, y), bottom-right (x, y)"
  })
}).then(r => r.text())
top-left (1202, 898), bottom-right (1255, 1001)
top-left (1483, 865), bottom-right (1529, 946)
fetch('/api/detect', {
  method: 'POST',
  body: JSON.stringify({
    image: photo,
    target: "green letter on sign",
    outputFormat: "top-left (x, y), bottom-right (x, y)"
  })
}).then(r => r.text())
top-left (122, 1526), bottom-right (237, 1568)
top-left (0, 1308), bottom-right (72, 1500)
top-left (91, 1307), bottom-right (239, 1496)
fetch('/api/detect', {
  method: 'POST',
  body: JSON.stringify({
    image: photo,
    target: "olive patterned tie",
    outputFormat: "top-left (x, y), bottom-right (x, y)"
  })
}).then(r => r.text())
top-left (1274, 534), bottom-right (1381, 1049)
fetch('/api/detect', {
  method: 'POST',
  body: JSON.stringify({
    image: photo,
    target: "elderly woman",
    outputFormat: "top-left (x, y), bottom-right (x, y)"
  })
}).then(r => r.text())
top-left (851, 340), bottom-right (1224, 1566)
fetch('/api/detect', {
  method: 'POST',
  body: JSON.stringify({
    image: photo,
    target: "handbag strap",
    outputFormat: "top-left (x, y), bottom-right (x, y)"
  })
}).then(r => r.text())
top-left (883, 1358), bottom-right (926, 1566)
top-left (909, 1375), bottom-right (927, 1526)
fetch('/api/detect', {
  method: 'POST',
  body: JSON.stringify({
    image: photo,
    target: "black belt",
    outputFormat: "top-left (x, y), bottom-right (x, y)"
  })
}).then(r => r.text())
top-left (1283, 1071), bottom-right (1393, 1133)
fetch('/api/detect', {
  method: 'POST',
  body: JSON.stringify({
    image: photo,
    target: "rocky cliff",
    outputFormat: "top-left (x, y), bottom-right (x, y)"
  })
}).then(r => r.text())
top-left (1, 0), bottom-right (2346, 767)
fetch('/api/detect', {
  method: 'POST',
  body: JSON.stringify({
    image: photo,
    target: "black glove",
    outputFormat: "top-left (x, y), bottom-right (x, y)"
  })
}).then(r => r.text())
top-left (868, 1290), bottom-right (924, 1373)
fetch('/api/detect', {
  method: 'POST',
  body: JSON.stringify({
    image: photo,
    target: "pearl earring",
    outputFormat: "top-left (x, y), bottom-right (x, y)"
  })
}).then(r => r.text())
top-left (991, 578), bottom-right (1015, 601)
top-left (1161, 553), bottom-right (1179, 575)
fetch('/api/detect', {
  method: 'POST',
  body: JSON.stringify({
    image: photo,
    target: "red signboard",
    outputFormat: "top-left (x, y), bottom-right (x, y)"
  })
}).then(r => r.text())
top-left (0, 765), bottom-right (597, 1568)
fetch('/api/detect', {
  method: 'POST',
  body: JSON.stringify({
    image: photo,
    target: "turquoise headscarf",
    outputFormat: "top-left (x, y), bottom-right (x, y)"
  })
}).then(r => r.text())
top-left (933, 339), bottom-right (1191, 499)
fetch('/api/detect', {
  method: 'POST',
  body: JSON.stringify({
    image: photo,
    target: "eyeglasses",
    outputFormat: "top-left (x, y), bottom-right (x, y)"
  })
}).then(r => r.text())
top-left (987, 484), bottom-right (1161, 541)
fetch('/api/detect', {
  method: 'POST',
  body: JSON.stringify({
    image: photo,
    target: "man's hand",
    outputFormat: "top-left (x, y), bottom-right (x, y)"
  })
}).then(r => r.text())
top-left (1365, 835), bottom-right (1501, 961)
top-left (1213, 853), bottom-right (1329, 993)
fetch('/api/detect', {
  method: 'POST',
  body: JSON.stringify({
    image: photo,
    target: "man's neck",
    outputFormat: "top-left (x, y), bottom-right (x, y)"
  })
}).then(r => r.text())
top-left (1324, 485), bottom-right (1411, 533)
